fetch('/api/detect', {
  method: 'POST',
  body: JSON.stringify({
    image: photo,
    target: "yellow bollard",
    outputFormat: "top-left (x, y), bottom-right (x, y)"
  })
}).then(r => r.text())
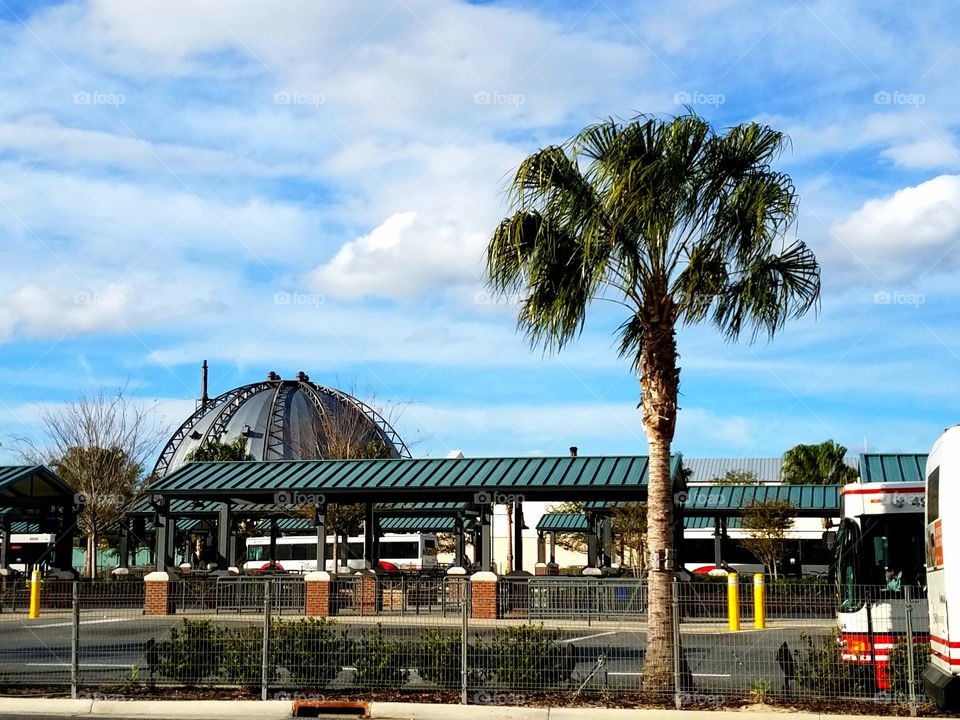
top-left (753, 573), bottom-right (765, 629)
top-left (29, 569), bottom-right (41, 619)
top-left (727, 571), bottom-right (740, 631)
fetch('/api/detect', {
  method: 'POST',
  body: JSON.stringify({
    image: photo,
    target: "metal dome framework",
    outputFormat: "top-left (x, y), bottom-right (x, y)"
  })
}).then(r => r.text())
top-left (152, 373), bottom-right (410, 477)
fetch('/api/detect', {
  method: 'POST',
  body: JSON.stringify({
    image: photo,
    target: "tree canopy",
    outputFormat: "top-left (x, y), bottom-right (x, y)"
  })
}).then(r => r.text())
top-left (781, 440), bottom-right (858, 485)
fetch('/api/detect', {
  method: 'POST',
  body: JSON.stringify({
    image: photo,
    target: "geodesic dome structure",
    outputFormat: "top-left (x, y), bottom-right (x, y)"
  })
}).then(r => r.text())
top-left (152, 371), bottom-right (409, 477)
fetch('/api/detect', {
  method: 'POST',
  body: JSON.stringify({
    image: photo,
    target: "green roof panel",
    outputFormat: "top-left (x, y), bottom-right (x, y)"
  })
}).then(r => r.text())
top-left (859, 454), bottom-right (927, 484)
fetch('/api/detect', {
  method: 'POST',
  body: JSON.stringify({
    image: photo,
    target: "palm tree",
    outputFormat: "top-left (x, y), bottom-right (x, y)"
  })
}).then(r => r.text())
top-left (781, 440), bottom-right (858, 485)
top-left (184, 436), bottom-right (254, 462)
top-left (485, 113), bottom-right (820, 689)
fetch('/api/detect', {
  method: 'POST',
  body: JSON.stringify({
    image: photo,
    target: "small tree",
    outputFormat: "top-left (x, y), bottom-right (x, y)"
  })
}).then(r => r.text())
top-left (611, 502), bottom-right (648, 575)
top-left (781, 440), bottom-right (857, 485)
top-left (16, 388), bottom-right (164, 578)
top-left (185, 436), bottom-right (253, 462)
top-left (740, 500), bottom-right (794, 579)
top-left (711, 469), bottom-right (762, 485)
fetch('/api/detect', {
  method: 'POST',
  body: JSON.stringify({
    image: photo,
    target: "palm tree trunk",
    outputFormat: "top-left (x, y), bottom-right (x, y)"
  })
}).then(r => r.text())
top-left (639, 320), bottom-right (680, 693)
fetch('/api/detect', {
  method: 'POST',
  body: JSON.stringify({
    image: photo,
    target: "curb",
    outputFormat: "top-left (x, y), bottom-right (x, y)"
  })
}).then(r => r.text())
top-left (0, 698), bottom-right (293, 718)
top-left (0, 698), bottom-right (907, 720)
top-left (367, 704), bottom-right (905, 720)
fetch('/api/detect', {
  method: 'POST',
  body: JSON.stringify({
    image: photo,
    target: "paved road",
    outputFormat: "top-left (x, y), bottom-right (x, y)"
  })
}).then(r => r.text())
top-left (0, 612), bottom-right (835, 693)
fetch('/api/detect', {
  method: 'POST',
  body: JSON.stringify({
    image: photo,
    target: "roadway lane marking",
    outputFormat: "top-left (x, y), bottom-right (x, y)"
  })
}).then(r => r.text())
top-left (25, 663), bottom-right (135, 668)
top-left (608, 672), bottom-right (732, 678)
top-left (561, 631), bottom-right (619, 643)
top-left (28, 619), bottom-right (127, 629)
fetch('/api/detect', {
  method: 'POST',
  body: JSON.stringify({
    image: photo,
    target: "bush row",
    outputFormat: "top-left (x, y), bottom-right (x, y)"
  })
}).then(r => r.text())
top-left (149, 618), bottom-right (575, 690)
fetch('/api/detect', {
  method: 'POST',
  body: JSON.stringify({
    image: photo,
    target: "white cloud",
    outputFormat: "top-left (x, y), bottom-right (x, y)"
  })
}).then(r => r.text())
top-left (830, 174), bottom-right (960, 280)
top-left (308, 210), bottom-right (486, 299)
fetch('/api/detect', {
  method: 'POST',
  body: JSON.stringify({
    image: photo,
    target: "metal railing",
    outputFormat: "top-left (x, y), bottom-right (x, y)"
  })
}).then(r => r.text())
top-left (0, 577), bottom-right (932, 712)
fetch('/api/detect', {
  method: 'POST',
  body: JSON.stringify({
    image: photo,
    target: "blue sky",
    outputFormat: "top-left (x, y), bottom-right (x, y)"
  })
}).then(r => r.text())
top-left (0, 0), bottom-right (958, 462)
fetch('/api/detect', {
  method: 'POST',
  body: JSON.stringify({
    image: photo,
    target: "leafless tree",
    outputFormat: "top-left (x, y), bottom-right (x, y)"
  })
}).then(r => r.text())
top-left (15, 388), bottom-right (166, 578)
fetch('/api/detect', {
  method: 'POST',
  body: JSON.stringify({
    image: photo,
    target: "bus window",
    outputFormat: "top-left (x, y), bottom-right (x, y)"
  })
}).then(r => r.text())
top-left (291, 544), bottom-right (316, 561)
top-left (248, 546), bottom-right (264, 561)
top-left (379, 541), bottom-right (418, 559)
top-left (347, 542), bottom-right (364, 560)
top-left (835, 519), bottom-right (860, 610)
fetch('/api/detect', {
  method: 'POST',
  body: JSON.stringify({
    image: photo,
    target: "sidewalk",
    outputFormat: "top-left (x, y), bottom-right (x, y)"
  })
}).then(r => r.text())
top-left (0, 698), bottom-right (906, 719)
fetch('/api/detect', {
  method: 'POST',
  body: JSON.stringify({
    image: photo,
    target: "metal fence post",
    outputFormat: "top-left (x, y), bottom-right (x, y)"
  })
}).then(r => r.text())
top-left (71, 581), bottom-right (79, 699)
top-left (904, 586), bottom-right (918, 716)
top-left (672, 578), bottom-right (682, 709)
top-left (461, 578), bottom-right (468, 705)
top-left (261, 579), bottom-right (271, 702)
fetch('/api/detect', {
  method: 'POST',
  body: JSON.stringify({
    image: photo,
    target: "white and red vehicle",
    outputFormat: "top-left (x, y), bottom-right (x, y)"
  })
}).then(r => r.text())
top-left (834, 472), bottom-right (928, 688)
top-left (242, 533), bottom-right (438, 573)
top-left (924, 427), bottom-right (960, 708)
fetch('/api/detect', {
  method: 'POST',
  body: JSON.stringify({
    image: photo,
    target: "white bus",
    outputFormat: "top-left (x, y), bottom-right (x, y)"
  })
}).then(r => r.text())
top-left (242, 533), bottom-right (438, 573)
top-left (834, 475), bottom-right (928, 689)
top-left (924, 427), bottom-right (960, 709)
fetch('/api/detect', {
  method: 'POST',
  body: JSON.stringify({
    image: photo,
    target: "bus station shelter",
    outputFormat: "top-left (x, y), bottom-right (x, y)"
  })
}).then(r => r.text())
top-left (146, 454), bottom-right (687, 573)
top-left (0, 465), bottom-right (78, 574)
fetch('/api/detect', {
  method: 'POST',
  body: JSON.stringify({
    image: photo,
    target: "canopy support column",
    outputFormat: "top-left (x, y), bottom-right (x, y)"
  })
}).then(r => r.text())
top-left (513, 501), bottom-right (524, 573)
top-left (454, 516), bottom-right (466, 567)
top-left (315, 504), bottom-right (327, 572)
top-left (217, 502), bottom-right (231, 570)
top-left (537, 531), bottom-right (546, 564)
top-left (269, 518), bottom-right (279, 569)
top-left (118, 520), bottom-right (129, 569)
top-left (364, 503), bottom-right (376, 569)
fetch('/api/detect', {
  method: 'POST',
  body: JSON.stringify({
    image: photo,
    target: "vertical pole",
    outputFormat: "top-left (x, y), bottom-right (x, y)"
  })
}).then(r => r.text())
top-left (550, 532), bottom-right (556, 565)
top-left (672, 577), bottom-right (683, 708)
top-left (480, 512), bottom-right (492, 571)
top-left (155, 512), bottom-right (167, 572)
top-left (118, 522), bottom-right (129, 570)
top-left (904, 586), bottom-right (917, 716)
top-left (71, 581), bottom-right (79, 699)
top-left (363, 503), bottom-right (375, 569)
top-left (29, 569), bottom-right (41, 619)
top-left (0, 516), bottom-right (8, 569)
top-left (727, 572), bottom-right (739, 631)
top-left (268, 519), bottom-right (278, 569)
top-left (753, 573), bottom-right (765, 629)
top-left (261, 579), bottom-right (271, 702)
top-left (454, 517), bottom-right (465, 568)
top-left (513, 502), bottom-right (524, 573)
top-left (315, 505), bottom-right (327, 573)
top-left (217, 503), bottom-right (230, 570)
top-left (461, 578), bottom-right (468, 705)
top-left (866, 602), bottom-right (878, 693)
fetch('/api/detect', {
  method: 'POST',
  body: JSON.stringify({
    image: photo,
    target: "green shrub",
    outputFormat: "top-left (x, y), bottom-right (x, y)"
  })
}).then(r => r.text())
top-left (221, 624), bottom-right (264, 687)
top-left (272, 617), bottom-right (351, 686)
top-left (795, 631), bottom-right (865, 697)
top-left (416, 628), bottom-right (461, 688)
top-left (491, 624), bottom-right (574, 690)
top-left (353, 624), bottom-right (409, 688)
top-left (152, 619), bottom-right (223, 685)
top-left (887, 640), bottom-right (929, 697)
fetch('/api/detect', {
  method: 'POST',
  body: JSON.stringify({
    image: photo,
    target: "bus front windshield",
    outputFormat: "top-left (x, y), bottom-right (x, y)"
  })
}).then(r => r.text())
top-left (835, 514), bottom-right (926, 609)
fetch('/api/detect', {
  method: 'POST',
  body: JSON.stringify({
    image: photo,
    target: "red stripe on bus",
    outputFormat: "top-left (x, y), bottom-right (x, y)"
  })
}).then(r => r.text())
top-left (930, 635), bottom-right (960, 649)
top-left (841, 486), bottom-right (925, 495)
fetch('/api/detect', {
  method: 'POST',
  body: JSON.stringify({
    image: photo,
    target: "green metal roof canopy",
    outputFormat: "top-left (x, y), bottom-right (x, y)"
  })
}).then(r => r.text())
top-left (150, 455), bottom-right (685, 504)
top-left (681, 484), bottom-right (840, 516)
top-left (859, 454), bottom-right (927, 484)
top-left (537, 512), bottom-right (589, 532)
top-left (0, 466), bottom-right (77, 507)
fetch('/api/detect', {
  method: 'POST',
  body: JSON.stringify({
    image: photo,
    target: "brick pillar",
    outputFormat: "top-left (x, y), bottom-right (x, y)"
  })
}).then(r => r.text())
top-left (305, 571), bottom-right (331, 617)
top-left (355, 570), bottom-right (378, 615)
top-left (470, 571), bottom-right (498, 620)
top-left (144, 571), bottom-right (172, 616)
top-left (535, 562), bottom-right (548, 576)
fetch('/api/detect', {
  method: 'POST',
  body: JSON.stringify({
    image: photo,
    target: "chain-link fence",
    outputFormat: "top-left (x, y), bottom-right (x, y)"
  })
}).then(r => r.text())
top-left (0, 574), bottom-right (931, 711)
